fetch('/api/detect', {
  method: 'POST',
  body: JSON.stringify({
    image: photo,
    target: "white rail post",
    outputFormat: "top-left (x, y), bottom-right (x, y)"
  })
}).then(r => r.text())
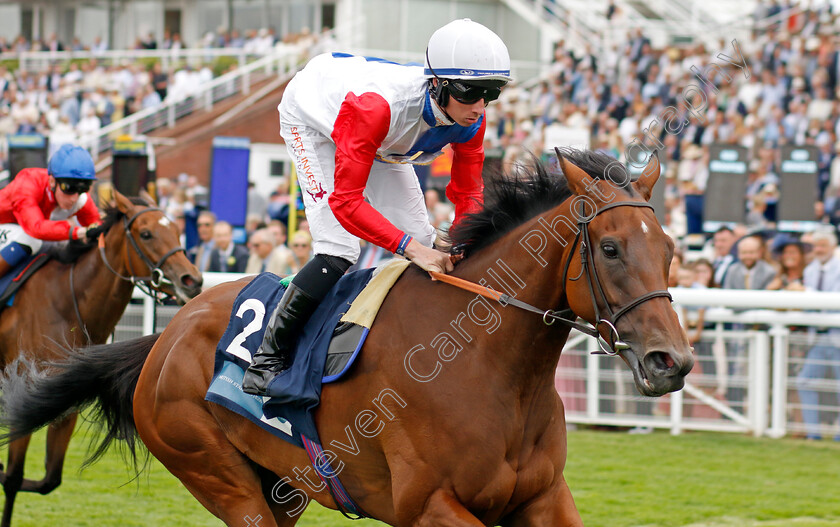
top-left (586, 336), bottom-right (600, 419)
top-left (769, 324), bottom-right (789, 438)
top-left (90, 135), bottom-right (99, 161)
top-left (746, 332), bottom-right (756, 434)
top-left (142, 293), bottom-right (156, 336)
top-left (670, 385), bottom-right (684, 435)
top-left (168, 103), bottom-right (176, 128)
top-left (753, 331), bottom-right (771, 437)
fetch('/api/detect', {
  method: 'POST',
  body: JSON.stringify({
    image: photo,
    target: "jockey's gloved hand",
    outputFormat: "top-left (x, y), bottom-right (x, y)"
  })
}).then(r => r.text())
top-left (84, 222), bottom-right (105, 242)
top-left (404, 239), bottom-right (454, 276)
top-left (433, 228), bottom-right (452, 253)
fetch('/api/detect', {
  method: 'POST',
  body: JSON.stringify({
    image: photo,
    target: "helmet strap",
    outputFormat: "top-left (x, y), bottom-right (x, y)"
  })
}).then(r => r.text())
top-left (425, 48), bottom-right (452, 117)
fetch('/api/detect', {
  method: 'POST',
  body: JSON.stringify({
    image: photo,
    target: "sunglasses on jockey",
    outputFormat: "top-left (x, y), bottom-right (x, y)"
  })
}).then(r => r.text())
top-left (440, 79), bottom-right (502, 105)
top-left (56, 178), bottom-right (93, 195)
top-left (425, 48), bottom-right (506, 106)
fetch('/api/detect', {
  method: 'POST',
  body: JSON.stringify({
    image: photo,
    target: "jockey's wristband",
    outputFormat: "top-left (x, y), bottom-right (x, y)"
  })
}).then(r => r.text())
top-left (396, 234), bottom-right (412, 256)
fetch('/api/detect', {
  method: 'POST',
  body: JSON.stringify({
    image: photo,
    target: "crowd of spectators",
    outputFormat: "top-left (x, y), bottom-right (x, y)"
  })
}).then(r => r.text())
top-left (0, 24), bottom-right (328, 174)
top-left (0, 58), bottom-right (217, 154)
top-left (0, 24), bottom-right (324, 55)
top-left (485, 0), bottom-right (840, 241)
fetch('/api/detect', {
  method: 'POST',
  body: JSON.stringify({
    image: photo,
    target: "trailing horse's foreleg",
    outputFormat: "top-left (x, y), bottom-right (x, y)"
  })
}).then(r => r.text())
top-left (0, 435), bottom-right (32, 527)
top-left (502, 476), bottom-right (583, 527)
top-left (19, 413), bottom-right (77, 494)
top-left (407, 490), bottom-right (487, 527)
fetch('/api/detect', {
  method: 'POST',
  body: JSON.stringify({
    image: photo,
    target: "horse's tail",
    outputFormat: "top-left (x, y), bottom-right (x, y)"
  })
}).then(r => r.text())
top-left (0, 333), bottom-right (159, 468)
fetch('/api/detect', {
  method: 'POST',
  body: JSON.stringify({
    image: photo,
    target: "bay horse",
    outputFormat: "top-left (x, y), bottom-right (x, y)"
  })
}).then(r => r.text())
top-left (0, 189), bottom-right (202, 527)
top-left (0, 150), bottom-right (692, 526)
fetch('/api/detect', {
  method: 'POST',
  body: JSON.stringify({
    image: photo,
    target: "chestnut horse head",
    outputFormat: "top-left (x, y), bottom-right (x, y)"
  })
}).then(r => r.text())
top-left (450, 149), bottom-right (693, 396)
top-left (93, 190), bottom-right (203, 304)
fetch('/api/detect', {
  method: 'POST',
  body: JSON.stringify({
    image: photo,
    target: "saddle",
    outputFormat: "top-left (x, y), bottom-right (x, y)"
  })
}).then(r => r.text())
top-left (0, 253), bottom-right (51, 309)
top-left (206, 259), bottom-right (410, 446)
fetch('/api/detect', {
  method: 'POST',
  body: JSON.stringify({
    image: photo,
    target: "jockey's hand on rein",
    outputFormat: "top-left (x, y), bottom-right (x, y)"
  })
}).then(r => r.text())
top-left (404, 239), bottom-right (454, 278)
top-left (85, 222), bottom-right (106, 242)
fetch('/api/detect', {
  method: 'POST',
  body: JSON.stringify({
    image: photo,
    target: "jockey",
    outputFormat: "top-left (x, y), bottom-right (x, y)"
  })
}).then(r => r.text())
top-left (0, 144), bottom-right (100, 279)
top-left (243, 19), bottom-right (512, 395)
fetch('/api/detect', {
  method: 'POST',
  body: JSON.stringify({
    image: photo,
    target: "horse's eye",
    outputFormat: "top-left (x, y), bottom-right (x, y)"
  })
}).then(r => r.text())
top-left (602, 243), bottom-right (619, 259)
top-left (140, 230), bottom-right (153, 240)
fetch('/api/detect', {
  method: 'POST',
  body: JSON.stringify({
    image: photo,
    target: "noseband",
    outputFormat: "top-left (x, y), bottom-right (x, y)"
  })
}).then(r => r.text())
top-left (431, 200), bottom-right (672, 355)
top-left (98, 207), bottom-right (187, 299)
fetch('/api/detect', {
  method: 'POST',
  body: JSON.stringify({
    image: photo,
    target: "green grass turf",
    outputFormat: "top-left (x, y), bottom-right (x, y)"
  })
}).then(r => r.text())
top-left (2, 427), bottom-right (838, 526)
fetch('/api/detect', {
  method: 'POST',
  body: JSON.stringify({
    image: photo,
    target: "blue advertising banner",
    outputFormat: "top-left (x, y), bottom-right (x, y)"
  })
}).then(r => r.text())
top-left (209, 136), bottom-right (250, 227)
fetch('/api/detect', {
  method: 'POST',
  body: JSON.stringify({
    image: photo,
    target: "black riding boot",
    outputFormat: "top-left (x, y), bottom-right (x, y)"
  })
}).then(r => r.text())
top-left (242, 283), bottom-right (319, 395)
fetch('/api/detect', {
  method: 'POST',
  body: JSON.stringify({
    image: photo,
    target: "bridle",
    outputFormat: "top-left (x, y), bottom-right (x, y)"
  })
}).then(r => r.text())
top-left (68, 206), bottom-right (186, 343)
top-left (97, 206), bottom-right (187, 299)
top-left (551, 199), bottom-right (672, 354)
top-left (431, 199), bottom-right (672, 355)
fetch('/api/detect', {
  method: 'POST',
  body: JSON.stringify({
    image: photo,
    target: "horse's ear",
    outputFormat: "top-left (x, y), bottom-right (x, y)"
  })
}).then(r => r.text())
top-left (97, 182), bottom-right (116, 207)
top-left (631, 151), bottom-right (660, 202)
top-left (555, 148), bottom-right (594, 196)
top-left (139, 188), bottom-right (157, 207)
top-left (112, 189), bottom-right (134, 214)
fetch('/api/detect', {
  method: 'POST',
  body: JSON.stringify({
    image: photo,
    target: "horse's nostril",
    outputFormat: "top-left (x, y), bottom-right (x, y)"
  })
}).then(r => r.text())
top-left (646, 351), bottom-right (676, 374)
top-left (181, 274), bottom-right (202, 289)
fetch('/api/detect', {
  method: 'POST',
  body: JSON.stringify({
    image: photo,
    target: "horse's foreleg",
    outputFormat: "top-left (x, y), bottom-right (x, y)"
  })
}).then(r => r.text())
top-left (0, 435), bottom-right (32, 527)
top-left (139, 404), bottom-right (285, 527)
top-left (503, 476), bottom-right (583, 527)
top-left (19, 413), bottom-right (77, 494)
top-left (407, 490), bottom-right (487, 527)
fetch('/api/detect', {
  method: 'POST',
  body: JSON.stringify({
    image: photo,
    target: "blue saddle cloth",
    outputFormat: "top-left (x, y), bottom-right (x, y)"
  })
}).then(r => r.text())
top-left (206, 269), bottom-right (375, 448)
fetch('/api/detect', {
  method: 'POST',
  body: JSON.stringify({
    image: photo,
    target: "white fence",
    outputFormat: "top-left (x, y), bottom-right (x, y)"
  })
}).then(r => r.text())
top-left (116, 278), bottom-right (840, 440)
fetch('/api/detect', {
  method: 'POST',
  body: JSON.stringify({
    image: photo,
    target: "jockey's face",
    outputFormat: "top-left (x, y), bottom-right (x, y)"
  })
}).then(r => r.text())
top-left (49, 176), bottom-right (83, 210)
top-left (443, 96), bottom-right (485, 127)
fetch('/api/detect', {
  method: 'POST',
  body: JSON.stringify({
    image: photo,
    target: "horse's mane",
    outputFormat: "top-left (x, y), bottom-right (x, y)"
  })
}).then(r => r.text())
top-left (448, 148), bottom-right (634, 257)
top-left (51, 197), bottom-right (150, 264)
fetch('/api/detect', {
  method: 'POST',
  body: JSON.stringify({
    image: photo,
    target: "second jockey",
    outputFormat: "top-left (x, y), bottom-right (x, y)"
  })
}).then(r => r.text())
top-left (243, 19), bottom-right (513, 395)
top-left (0, 144), bottom-right (100, 279)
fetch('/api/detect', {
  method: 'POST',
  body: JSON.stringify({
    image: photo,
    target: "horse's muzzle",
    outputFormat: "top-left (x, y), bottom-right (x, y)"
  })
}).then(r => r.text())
top-left (620, 346), bottom-right (694, 397)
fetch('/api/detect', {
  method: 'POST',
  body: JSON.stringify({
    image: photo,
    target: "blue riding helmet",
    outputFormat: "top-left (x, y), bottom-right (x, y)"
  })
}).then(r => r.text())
top-left (47, 144), bottom-right (97, 180)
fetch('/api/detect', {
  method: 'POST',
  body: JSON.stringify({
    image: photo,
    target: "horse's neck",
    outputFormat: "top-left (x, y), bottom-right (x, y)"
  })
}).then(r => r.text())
top-left (71, 228), bottom-right (135, 342)
top-left (450, 203), bottom-right (576, 378)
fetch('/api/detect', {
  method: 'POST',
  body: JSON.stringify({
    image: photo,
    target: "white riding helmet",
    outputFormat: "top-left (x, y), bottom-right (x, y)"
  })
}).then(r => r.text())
top-left (424, 19), bottom-right (513, 83)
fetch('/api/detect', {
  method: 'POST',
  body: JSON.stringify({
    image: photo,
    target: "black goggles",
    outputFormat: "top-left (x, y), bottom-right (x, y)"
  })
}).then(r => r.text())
top-left (56, 179), bottom-right (92, 195)
top-left (445, 80), bottom-right (502, 105)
